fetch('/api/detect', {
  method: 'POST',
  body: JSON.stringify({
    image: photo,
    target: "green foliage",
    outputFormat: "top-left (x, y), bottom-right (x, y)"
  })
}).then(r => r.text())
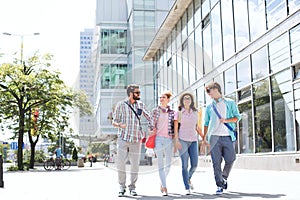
top-left (7, 165), bottom-right (19, 171)
top-left (34, 150), bottom-right (46, 163)
top-left (0, 53), bottom-right (93, 170)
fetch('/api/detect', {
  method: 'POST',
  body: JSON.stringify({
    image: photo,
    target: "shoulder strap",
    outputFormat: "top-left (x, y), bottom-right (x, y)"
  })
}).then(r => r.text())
top-left (124, 101), bottom-right (141, 125)
top-left (212, 104), bottom-right (234, 132)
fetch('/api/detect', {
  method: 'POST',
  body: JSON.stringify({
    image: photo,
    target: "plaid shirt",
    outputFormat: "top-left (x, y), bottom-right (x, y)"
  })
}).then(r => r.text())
top-left (113, 99), bottom-right (153, 143)
top-left (152, 106), bottom-right (175, 136)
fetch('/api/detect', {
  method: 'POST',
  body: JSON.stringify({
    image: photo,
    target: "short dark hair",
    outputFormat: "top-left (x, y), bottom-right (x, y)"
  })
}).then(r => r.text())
top-left (126, 84), bottom-right (139, 96)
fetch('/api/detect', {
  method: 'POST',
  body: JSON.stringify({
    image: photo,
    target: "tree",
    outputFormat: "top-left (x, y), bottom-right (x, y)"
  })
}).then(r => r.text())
top-left (0, 53), bottom-right (92, 170)
top-left (72, 147), bottom-right (78, 161)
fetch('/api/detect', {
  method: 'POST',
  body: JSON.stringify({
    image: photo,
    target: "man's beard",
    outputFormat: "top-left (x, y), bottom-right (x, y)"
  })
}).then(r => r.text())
top-left (133, 96), bottom-right (140, 101)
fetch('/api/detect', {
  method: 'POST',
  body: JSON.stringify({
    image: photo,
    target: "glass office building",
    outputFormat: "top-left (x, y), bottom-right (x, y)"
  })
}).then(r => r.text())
top-left (93, 0), bottom-right (174, 139)
top-left (144, 0), bottom-right (300, 169)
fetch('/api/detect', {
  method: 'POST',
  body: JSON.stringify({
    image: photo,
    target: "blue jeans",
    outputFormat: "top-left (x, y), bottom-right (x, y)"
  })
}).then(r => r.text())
top-left (154, 136), bottom-right (173, 188)
top-left (209, 135), bottom-right (236, 187)
top-left (178, 139), bottom-right (199, 190)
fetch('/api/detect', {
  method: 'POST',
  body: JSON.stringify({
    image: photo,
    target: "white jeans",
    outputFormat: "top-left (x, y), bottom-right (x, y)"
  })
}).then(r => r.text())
top-left (154, 136), bottom-right (173, 188)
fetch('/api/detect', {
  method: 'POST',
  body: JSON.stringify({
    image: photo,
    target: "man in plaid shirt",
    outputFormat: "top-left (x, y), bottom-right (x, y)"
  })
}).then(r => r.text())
top-left (112, 84), bottom-right (153, 197)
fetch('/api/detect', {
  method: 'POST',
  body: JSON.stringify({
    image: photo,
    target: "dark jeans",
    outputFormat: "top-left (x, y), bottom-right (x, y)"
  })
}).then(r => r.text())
top-left (210, 135), bottom-right (236, 187)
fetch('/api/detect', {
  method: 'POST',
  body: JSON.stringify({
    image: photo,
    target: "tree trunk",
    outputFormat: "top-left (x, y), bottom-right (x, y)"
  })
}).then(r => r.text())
top-left (17, 111), bottom-right (25, 170)
top-left (29, 142), bottom-right (35, 169)
top-left (28, 133), bottom-right (39, 169)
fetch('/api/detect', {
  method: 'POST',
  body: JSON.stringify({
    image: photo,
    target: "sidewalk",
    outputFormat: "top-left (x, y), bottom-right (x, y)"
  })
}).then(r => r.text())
top-left (1, 160), bottom-right (300, 199)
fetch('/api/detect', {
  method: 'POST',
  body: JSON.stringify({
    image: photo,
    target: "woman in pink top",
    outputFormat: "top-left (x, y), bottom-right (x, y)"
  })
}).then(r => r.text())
top-left (174, 92), bottom-right (203, 195)
top-left (152, 91), bottom-right (175, 196)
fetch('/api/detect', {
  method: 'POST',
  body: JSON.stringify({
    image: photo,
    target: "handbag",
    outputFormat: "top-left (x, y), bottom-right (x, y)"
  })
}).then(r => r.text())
top-left (145, 134), bottom-right (156, 149)
top-left (212, 104), bottom-right (237, 141)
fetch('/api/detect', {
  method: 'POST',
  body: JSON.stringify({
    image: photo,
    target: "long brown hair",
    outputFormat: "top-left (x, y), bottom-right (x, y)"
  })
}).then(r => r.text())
top-left (178, 92), bottom-right (197, 111)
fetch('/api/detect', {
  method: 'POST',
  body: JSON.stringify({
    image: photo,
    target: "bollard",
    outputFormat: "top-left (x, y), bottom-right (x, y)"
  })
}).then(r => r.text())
top-left (0, 154), bottom-right (4, 188)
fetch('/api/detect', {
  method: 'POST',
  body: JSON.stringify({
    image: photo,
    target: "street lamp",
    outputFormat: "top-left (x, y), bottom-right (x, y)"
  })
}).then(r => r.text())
top-left (2, 32), bottom-right (40, 64)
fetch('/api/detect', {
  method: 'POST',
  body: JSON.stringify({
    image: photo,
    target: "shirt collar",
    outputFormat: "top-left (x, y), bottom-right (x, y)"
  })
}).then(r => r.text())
top-left (213, 97), bottom-right (224, 104)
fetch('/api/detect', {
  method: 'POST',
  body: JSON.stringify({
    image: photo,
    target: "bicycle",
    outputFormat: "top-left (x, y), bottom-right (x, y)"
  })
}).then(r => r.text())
top-left (43, 156), bottom-right (71, 171)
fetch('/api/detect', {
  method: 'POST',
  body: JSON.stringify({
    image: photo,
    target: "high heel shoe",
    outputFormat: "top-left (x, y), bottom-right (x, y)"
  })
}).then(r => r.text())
top-left (160, 185), bottom-right (164, 193)
top-left (162, 187), bottom-right (168, 196)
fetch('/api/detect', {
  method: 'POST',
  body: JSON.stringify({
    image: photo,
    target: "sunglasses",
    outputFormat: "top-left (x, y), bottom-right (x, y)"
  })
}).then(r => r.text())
top-left (133, 91), bottom-right (141, 95)
top-left (206, 87), bottom-right (214, 93)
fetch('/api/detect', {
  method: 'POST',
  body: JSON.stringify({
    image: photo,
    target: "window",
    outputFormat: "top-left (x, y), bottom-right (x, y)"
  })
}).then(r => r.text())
top-left (271, 69), bottom-right (295, 152)
top-left (237, 57), bottom-right (251, 88)
top-left (251, 46), bottom-right (269, 81)
top-left (290, 24), bottom-right (300, 64)
top-left (248, 0), bottom-right (266, 41)
top-left (224, 66), bottom-right (236, 95)
top-left (211, 2), bottom-right (222, 67)
top-left (233, 0), bottom-right (250, 52)
top-left (101, 29), bottom-right (127, 54)
top-left (221, 0), bottom-right (235, 60)
top-left (269, 33), bottom-right (290, 74)
top-left (253, 79), bottom-right (272, 153)
top-left (266, 0), bottom-right (287, 29)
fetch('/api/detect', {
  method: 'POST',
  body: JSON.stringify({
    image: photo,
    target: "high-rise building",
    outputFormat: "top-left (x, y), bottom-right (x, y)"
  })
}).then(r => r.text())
top-left (79, 29), bottom-right (96, 150)
top-left (93, 0), bottom-right (175, 145)
top-left (143, 0), bottom-right (300, 170)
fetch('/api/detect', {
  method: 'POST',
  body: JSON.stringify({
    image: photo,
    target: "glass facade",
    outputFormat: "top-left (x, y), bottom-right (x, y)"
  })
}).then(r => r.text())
top-left (100, 29), bottom-right (127, 54)
top-left (101, 64), bottom-right (127, 89)
top-left (150, 0), bottom-right (300, 154)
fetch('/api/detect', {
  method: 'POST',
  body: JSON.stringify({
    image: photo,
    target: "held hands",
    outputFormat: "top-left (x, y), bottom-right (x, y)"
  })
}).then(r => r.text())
top-left (175, 139), bottom-right (182, 150)
top-left (200, 140), bottom-right (210, 155)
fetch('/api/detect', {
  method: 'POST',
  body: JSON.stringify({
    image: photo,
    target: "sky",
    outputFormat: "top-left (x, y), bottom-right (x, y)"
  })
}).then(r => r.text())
top-left (0, 0), bottom-right (96, 86)
top-left (0, 0), bottom-right (96, 140)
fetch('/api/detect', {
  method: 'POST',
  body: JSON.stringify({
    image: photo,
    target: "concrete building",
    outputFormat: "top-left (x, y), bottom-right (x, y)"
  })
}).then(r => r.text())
top-left (143, 0), bottom-right (300, 170)
top-left (92, 0), bottom-right (175, 147)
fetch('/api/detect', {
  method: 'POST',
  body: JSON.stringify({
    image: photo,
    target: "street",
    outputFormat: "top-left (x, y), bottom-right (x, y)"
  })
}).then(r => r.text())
top-left (1, 160), bottom-right (300, 200)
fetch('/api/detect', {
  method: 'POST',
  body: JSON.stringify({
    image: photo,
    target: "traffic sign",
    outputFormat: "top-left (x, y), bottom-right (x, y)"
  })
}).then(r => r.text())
top-left (10, 142), bottom-right (18, 150)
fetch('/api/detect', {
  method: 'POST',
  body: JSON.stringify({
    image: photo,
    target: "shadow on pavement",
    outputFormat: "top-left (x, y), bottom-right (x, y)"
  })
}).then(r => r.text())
top-left (126, 191), bottom-right (286, 199)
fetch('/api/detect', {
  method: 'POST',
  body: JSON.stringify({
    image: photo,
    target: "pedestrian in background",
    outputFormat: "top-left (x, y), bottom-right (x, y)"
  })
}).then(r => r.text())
top-left (54, 145), bottom-right (62, 170)
top-left (151, 91), bottom-right (175, 196)
top-left (202, 82), bottom-right (241, 195)
top-left (174, 92), bottom-right (203, 195)
top-left (112, 84), bottom-right (153, 197)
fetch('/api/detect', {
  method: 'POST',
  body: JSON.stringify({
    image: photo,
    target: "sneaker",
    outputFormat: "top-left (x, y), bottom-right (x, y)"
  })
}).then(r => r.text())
top-left (223, 179), bottom-right (228, 190)
top-left (130, 189), bottom-right (137, 196)
top-left (118, 187), bottom-right (126, 197)
top-left (186, 189), bottom-right (191, 195)
top-left (216, 187), bottom-right (223, 195)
